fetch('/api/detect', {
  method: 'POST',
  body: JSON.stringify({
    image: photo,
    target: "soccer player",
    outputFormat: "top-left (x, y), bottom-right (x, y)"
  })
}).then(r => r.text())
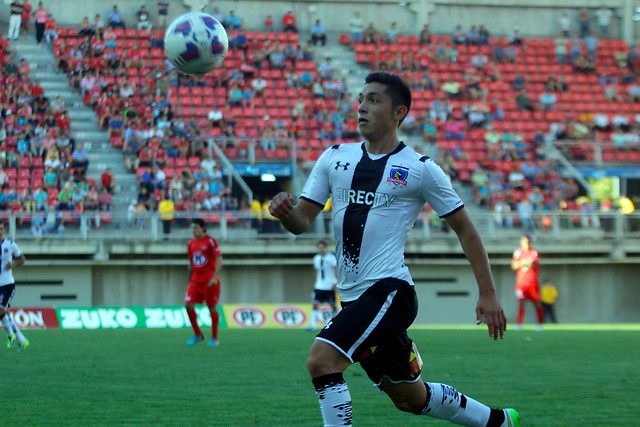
top-left (511, 235), bottom-right (544, 331)
top-left (0, 222), bottom-right (29, 351)
top-left (308, 240), bottom-right (338, 331)
top-left (269, 72), bottom-right (520, 427)
top-left (185, 219), bottom-right (223, 346)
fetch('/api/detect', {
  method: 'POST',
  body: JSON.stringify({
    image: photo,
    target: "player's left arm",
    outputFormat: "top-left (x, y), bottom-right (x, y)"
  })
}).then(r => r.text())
top-left (209, 255), bottom-right (223, 287)
top-left (445, 208), bottom-right (507, 340)
top-left (5, 253), bottom-right (25, 270)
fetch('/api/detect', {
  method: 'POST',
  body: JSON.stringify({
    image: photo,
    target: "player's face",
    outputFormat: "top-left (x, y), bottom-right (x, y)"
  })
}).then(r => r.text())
top-left (357, 83), bottom-right (398, 142)
top-left (0, 224), bottom-right (4, 239)
top-left (191, 223), bottom-right (205, 239)
top-left (317, 243), bottom-right (327, 255)
top-left (520, 236), bottom-right (530, 249)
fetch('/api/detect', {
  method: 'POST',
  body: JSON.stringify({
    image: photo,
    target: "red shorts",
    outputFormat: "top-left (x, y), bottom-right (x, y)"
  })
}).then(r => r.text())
top-left (185, 280), bottom-right (220, 306)
top-left (516, 283), bottom-right (540, 302)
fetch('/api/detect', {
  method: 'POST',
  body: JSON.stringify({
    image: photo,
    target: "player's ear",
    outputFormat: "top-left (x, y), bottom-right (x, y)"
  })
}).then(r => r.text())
top-left (395, 105), bottom-right (408, 122)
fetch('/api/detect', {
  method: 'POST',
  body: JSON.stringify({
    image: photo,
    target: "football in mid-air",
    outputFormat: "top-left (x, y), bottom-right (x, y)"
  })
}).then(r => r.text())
top-left (164, 12), bottom-right (228, 75)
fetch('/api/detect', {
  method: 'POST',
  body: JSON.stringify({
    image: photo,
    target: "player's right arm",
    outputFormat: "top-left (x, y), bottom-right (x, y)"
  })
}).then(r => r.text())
top-left (511, 250), bottom-right (520, 271)
top-left (269, 194), bottom-right (323, 235)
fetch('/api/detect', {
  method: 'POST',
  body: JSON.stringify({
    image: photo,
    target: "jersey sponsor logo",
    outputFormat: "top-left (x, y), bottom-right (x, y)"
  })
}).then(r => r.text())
top-left (192, 251), bottom-right (208, 267)
top-left (335, 161), bottom-right (350, 170)
top-left (273, 307), bottom-right (307, 327)
top-left (231, 306), bottom-right (267, 328)
top-left (334, 187), bottom-right (397, 208)
top-left (387, 165), bottom-right (409, 186)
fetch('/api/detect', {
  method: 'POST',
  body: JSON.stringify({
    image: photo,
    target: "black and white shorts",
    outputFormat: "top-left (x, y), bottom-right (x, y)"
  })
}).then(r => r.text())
top-left (312, 289), bottom-right (336, 306)
top-left (0, 284), bottom-right (16, 310)
top-left (316, 278), bottom-right (422, 388)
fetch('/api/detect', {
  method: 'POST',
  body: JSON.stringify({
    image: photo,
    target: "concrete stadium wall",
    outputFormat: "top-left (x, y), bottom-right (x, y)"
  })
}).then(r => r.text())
top-left (10, 259), bottom-right (640, 324)
top-left (10, 0), bottom-right (635, 41)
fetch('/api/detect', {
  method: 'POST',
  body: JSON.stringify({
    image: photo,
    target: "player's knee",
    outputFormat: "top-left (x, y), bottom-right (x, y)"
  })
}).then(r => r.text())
top-left (391, 395), bottom-right (423, 414)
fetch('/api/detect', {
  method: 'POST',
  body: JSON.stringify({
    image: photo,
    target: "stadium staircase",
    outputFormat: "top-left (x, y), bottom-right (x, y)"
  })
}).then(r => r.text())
top-left (12, 36), bottom-right (137, 218)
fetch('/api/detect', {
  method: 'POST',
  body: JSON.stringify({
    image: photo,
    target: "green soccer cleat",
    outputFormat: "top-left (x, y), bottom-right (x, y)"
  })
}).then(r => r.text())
top-left (18, 339), bottom-right (29, 352)
top-left (7, 335), bottom-right (15, 349)
top-left (187, 335), bottom-right (204, 346)
top-left (501, 408), bottom-right (521, 427)
top-left (207, 338), bottom-right (219, 346)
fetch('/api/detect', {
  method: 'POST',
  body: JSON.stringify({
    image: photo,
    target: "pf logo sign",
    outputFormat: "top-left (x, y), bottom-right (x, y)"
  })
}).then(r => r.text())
top-left (273, 307), bottom-right (307, 328)
top-left (232, 307), bottom-right (267, 328)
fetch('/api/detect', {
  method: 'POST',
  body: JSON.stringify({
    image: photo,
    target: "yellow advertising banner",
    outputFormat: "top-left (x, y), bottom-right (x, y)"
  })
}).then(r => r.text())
top-left (222, 303), bottom-right (336, 329)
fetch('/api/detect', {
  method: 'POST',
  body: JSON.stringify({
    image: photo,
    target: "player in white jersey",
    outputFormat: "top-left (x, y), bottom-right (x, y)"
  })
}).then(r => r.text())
top-left (0, 222), bottom-right (29, 351)
top-left (270, 72), bottom-right (520, 426)
top-left (308, 240), bottom-right (338, 331)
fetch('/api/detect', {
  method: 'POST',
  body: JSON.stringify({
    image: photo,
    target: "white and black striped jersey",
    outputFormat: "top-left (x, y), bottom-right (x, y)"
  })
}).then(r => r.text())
top-left (301, 141), bottom-right (464, 301)
top-left (0, 239), bottom-right (22, 287)
top-left (313, 252), bottom-right (337, 291)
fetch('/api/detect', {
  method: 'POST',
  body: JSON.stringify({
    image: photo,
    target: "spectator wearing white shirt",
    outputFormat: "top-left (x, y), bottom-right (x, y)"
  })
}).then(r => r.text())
top-left (349, 11), bottom-right (364, 43)
top-left (595, 6), bottom-right (613, 37)
top-left (251, 77), bottom-right (267, 102)
top-left (559, 12), bottom-right (571, 37)
top-left (207, 106), bottom-right (223, 128)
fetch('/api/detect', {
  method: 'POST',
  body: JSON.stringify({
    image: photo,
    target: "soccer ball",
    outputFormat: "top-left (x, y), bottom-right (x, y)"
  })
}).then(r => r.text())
top-left (164, 12), bottom-right (228, 75)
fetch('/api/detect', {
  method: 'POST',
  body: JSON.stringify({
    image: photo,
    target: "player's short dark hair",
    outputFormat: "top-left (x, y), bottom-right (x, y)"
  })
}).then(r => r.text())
top-left (317, 240), bottom-right (327, 247)
top-left (192, 218), bottom-right (206, 230)
top-left (365, 71), bottom-right (412, 127)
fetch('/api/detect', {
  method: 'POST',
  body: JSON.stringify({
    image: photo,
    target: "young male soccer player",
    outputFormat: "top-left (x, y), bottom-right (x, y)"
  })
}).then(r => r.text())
top-left (269, 72), bottom-right (520, 426)
top-left (511, 235), bottom-right (544, 330)
top-left (185, 219), bottom-right (223, 346)
top-left (308, 240), bottom-right (338, 331)
top-left (0, 222), bottom-right (29, 351)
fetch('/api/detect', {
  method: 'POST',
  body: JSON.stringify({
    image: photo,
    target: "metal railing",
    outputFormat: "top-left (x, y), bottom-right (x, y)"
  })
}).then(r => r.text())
top-left (6, 210), bottom-right (640, 243)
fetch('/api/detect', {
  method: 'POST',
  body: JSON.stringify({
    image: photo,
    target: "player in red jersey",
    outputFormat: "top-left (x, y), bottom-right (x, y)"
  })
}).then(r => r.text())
top-left (511, 235), bottom-right (544, 330)
top-left (185, 218), bottom-right (223, 346)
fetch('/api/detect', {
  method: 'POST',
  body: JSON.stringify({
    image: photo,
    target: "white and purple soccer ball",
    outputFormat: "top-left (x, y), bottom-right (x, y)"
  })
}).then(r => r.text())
top-left (164, 12), bottom-right (228, 75)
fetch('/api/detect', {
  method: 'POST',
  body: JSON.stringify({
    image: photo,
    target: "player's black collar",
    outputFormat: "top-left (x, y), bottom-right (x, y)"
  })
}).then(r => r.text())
top-left (361, 141), bottom-right (406, 160)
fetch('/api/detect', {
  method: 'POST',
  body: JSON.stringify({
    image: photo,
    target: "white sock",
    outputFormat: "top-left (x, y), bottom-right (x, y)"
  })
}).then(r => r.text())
top-left (10, 318), bottom-right (26, 344)
top-left (421, 382), bottom-right (491, 426)
top-left (310, 309), bottom-right (318, 329)
top-left (1, 314), bottom-right (15, 338)
top-left (312, 373), bottom-right (352, 426)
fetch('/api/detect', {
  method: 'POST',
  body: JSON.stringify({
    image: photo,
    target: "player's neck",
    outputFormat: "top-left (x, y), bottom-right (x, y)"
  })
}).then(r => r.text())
top-left (365, 136), bottom-right (401, 155)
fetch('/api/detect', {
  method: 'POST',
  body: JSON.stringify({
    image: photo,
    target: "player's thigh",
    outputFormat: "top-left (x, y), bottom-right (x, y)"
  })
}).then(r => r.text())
top-left (316, 278), bottom-right (417, 364)
top-left (205, 283), bottom-right (220, 307)
top-left (0, 284), bottom-right (16, 311)
top-left (185, 281), bottom-right (206, 304)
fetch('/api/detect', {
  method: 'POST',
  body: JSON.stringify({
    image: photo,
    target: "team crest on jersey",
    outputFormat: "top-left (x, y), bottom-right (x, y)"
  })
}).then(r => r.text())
top-left (387, 165), bottom-right (409, 186)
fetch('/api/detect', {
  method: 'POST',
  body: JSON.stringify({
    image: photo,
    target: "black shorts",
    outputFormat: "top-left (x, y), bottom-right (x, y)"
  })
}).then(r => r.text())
top-left (316, 278), bottom-right (422, 388)
top-left (0, 284), bottom-right (16, 309)
top-left (313, 289), bottom-right (336, 306)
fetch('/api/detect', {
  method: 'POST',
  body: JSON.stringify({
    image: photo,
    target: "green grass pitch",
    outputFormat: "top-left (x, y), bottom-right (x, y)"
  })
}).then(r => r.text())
top-left (5, 325), bottom-right (639, 426)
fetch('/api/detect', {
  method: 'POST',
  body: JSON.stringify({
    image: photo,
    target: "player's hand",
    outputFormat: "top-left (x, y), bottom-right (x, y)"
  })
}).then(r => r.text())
top-left (208, 277), bottom-right (218, 288)
top-left (269, 192), bottom-right (296, 220)
top-left (475, 293), bottom-right (507, 341)
top-left (4, 263), bottom-right (12, 270)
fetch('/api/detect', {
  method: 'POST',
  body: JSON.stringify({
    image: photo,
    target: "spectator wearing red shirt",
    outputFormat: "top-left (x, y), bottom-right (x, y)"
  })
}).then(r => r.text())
top-left (44, 13), bottom-right (57, 44)
top-left (282, 11), bottom-right (297, 33)
top-left (100, 167), bottom-right (115, 193)
top-left (21, 0), bottom-right (32, 37)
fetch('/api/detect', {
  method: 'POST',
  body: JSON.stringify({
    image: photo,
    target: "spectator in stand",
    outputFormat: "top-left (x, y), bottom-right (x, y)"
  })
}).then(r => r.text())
top-left (8, 1), bottom-right (23, 41)
top-left (224, 10), bottom-right (243, 30)
top-left (44, 12), bottom-right (57, 44)
top-left (71, 143), bottom-right (89, 173)
top-left (604, 84), bottom-right (622, 102)
top-left (386, 22), bottom-right (399, 43)
top-left (573, 54), bottom-right (595, 73)
top-left (452, 25), bottom-right (466, 45)
top-left (227, 83), bottom-right (245, 109)
top-left (282, 10), bottom-right (297, 33)
top-left (268, 42), bottom-right (286, 69)
top-left (108, 5), bottom-right (125, 29)
top-left (493, 198), bottom-right (513, 228)
top-left (429, 95), bottom-right (450, 123)
top-left (136, 5), bottom-right (152, 31)
top-left (517, 199), bottom-right (535, 234)
top-left (207, 105), bottom-right (223, 128)
top-left (538, 90), bottom-right (557, 111)
top-left (92, 13), bottom-right (105, 35)
top-left (516, 90), bottom-right (535, 112)
top-left (158, 190), bottom-right (174, 239)
top-left (419, 24), bottom-right (432, 44)
top-left (251, 76), bottom-right (267, 103)
top-left (466, 25), bottom-right (480, 45)
top-left (32, 2), bottom-right (47, 44)
top-left (264, 14), bottom-right (274, 32)
top-left (318, 57), bottom-right (335, 80)
top-left (349, 11), bottom-right (364, 44)
top-left (99, 187), bottom-right (112, 211)
top-left (584, 31), bottom-right (599, 60)
top-left (627, 84), bottom-right (640, 103)
top-left (441, 78), bottom-right (462, 99)
top-left (362, 22), bottom-right (378, 44)
top-left (157, 1), bottom-right (169, 28)
top-left (555, 32), bottom-right (569, 64)
top-left (444, 116), bottom-right (465, 140)
top-left (578, 8), bottom-right (591, 37)
top-left (478, 25), bottom-right (491, 46)
top-left (310, 20), bottom-right (327, 47)
top-left (508, 27), bottom-right (522, 46)
top-left (210, 6), bottom-right (223, 24)
top-left (559, 12), bottom-right (571, 38)
top-left (21, 0), bottom-right (32, 38)
top-left (595, 6), bottom-right (613, 37)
